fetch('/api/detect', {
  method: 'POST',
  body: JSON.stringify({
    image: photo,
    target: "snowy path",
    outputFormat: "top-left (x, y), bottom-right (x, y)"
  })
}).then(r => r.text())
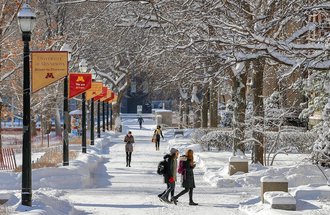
top-left (65, 121), bottom-right (250, 214)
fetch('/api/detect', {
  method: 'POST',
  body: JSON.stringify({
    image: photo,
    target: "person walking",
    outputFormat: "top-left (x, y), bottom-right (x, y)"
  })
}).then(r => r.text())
top-left (159, 148), bottom-right (179, 203)
top-left (153, 125), bottom-right (164, 151)
top-left (124, 131), bottom-right (135, 167)
top-left (172, 149), bottom-right (198, 206)
top-left (137, 116), bottom-right (144, 129)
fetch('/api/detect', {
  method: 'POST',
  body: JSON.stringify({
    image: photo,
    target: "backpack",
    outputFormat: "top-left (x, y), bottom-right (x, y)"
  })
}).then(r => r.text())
top-left (157, 156), bottom-right (169, 175)
top-left (177, 156), bottom-right (187, 174)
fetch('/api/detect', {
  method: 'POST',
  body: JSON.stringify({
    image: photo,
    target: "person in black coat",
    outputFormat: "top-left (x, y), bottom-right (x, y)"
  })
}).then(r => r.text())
top-left (172, 149), bottom-right (198, 206)
top-left (137, 116), bottom-right (144, 129)
top-left (153, 125), bottom-right (164, 151)
top-left (158, 148), bottom-right (179, 203)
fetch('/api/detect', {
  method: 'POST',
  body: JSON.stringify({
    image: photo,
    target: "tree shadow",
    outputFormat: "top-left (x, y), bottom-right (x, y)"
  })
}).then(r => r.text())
top-left (73, 202), bottom-right (163, 209)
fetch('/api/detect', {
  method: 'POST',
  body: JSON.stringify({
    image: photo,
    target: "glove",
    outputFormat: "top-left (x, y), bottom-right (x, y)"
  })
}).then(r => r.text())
top-left (169, 177), bottom-right (175, 183)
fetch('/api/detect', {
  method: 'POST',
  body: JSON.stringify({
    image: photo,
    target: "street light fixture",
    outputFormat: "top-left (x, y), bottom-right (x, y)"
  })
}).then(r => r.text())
top-left (79, 59), bottom-right (88, 153)
top-left (17, 3), bottom-right (36, 207)
top-left (60, 43), bottom-right (72, 166)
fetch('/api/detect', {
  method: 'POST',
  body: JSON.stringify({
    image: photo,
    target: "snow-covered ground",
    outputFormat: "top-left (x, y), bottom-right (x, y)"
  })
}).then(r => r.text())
top-left (1, 118), bottom-right (330, 214)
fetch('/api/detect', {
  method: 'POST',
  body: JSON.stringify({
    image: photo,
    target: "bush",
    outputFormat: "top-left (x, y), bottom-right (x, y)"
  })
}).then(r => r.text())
top-left (192, 129), bottom-right (233, 151)
top-left (192, 128), bottom-right (316, 153)
top-left (264, 131), bottom-right (317, 153)
top-left (15, 148), bottom-right (78, 171)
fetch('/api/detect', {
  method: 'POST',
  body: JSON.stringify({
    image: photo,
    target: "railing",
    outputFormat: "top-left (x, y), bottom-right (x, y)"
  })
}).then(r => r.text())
top-left (0, 148), bottom-right (17, 171)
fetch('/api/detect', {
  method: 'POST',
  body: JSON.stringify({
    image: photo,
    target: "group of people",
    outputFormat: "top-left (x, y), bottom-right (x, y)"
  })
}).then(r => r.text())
top-left (123, 125), bottom-right (197, 206)
top-left (123, 125), bottom-right (165, 167)
top-left (158, 148), bottom-right (198, 206)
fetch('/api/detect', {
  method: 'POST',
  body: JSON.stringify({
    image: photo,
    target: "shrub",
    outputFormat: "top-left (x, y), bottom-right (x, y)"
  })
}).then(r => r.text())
top-left (192, 129), bottom-right (233, 151)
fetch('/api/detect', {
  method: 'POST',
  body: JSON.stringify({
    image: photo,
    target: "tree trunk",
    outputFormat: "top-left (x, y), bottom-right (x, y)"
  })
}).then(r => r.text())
top-left (179, 99), bottom-right (183, 128)
top-left (31, 120), bottom-right (37, 137)
top-left (54, 104), bottom-right (62, 137)
top-left (210, 80), bottom-right (218, 128)
top-left (232, 63), bottom-right (248, 155)
top-left (193, 103), bottom-right (201, 128)
top-left (201, 84), bottom-right (209, 128)
top-left (184, 99), bottom-right (189, 127)
top-left (252, 59), bottom-right (265, 165)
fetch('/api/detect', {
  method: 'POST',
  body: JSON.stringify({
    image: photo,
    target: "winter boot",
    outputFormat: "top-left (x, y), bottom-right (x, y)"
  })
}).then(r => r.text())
top-left (189, 189), bottom-right (198, 205)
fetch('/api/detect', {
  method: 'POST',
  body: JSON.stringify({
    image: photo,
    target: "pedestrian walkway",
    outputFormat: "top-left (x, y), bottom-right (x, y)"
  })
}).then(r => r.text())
top-left (65, 120), bottom-right (247, 214)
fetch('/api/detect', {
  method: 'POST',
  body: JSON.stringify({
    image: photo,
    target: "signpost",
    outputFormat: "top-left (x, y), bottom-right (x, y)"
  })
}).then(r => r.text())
top-left (31, 51), bottom-right (68, 93)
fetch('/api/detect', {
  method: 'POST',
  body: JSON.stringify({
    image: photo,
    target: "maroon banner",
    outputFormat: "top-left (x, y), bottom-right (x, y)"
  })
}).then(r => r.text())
top-left (94, 87), bottom-right (108, 101)
top-left (69, 73), bottom-right (92, 99)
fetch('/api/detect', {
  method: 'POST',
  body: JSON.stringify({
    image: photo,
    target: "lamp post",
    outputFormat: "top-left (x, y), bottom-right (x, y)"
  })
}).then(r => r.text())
top-left (102, 80), bottom-right (106, 133)
top-left (110, 103), bottom-right (113, 130)
top-left (106, 102), bottom-right (109, 131)
top-left (97, 100), bottom-right (101, 138)
top-left (17, 3), bottom-right (36, 207)
top-left (103, 101), bottom-right (106, 132)
top-left (90, 69), bottom-right (96, 145)
top-left (0, 97), bottom-right (3, 149)
top-left (60, 43), bottom-right (72, 166)
top-left (79, 59), bottom-right (88, 153)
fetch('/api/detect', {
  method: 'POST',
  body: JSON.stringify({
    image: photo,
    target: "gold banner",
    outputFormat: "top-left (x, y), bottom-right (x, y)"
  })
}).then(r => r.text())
top-left (86, 82), bottom-right (103, 100)
top-left (31, 51), bottom-right (68, 93)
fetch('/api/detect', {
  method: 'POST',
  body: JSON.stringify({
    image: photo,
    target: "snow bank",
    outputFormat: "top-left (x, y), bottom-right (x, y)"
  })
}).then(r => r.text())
top-left (5, 189), bottom-right (83, 215)
top-left (294, 184), bottom-right (330, 200)
top-left (261, 176), bottom-right (287, 183)
top-left (30, 153), bottom-right (103, 189)
top-left (167, 137), bottom-right (203, 155)
top-left (263, 191), bottom-right (296, 205)
top-left (0, 135), bottom-right (111, 214)
top-left (0, 171), bottom-right (20, 190)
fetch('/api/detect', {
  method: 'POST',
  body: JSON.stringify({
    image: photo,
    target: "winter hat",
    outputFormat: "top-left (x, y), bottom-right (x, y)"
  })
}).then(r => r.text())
top-left (170, 148), bottom-right (178, 155)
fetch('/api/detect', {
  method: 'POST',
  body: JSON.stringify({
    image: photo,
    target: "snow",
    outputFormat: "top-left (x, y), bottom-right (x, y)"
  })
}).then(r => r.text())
top-left (263, 191), bottom-right (296, 205)
top-left (229, 156), bottom-right (249, 162)
top-left (1, 118), bottom-right (330, 214)
top-left (261, 176), bottom-right (288, 183)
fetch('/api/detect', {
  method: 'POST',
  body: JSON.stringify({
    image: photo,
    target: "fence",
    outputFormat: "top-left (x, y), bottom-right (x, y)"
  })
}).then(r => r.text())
top-left (0, 148), bottom-right (17, 170)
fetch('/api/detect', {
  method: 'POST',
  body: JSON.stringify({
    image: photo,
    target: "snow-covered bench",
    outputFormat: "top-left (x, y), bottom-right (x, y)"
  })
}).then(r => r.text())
top-left (261, 176), bottom-right (288, 203)
top-left (174, 129), bottom-right (184, 137)
top-left (228, 156), bottom-right (248, 176)
top-left (264, 191), bottom-right (296, 211)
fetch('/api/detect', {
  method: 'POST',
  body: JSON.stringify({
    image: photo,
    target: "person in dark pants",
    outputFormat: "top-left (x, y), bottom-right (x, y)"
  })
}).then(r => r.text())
top-left (124, 131), bottom-right (135, 167)
top-left (154, 125), bottom-right (164, 151)
top-left (172, 149), bottom-right (198, 206)
top-left (158, 148), bottom-right (179, 203)
top-left (137, 116), bottom-right (144, 129)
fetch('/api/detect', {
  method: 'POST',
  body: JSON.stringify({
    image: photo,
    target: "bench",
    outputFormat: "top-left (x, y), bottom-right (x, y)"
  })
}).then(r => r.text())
top-left (260, 176), bottom-right (288, 203)
top-left (228, 156), bottom-right (248, 176)
top-left (174, 129), bottom-right (184, 136)
top-left (264, 191), bottom-right (296, 211)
